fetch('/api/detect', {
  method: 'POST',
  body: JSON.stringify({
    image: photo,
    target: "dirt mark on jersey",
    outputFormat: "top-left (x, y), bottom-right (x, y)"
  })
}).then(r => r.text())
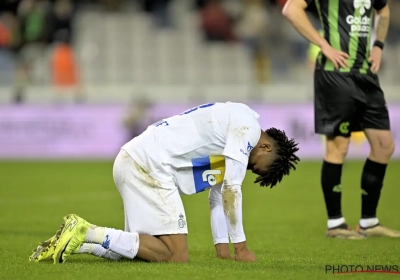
top-left (122, 150), bottom-right (131, 160)
top-left (116, 150), bottom-right (132, 186)
top-left (222, 183), bottom-right (239, 228)
top-left (229, 124), bottom-right (250, 139)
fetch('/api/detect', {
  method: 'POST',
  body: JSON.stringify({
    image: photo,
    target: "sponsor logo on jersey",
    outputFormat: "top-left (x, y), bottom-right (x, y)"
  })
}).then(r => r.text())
top-left (347, 0), bottom-right (371, 37)
top-left (191, 155), bottom-right (225, 193)
top-left (354, 0), bottom-right (371, 15)
top-left (240, 142), bottom-right (254, 156)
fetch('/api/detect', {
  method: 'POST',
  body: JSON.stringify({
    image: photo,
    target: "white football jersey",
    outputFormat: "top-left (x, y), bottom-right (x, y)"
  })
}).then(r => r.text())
top-left (121, 102), bottom-right (261, 195)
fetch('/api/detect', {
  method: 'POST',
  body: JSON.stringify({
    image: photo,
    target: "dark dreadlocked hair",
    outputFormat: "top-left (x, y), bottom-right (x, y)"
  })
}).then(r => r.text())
top-left (254, 128), bottom-right (300, 188)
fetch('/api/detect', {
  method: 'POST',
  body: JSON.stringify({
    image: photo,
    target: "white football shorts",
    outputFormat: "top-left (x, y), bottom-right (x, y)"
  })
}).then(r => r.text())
top-left (113, 149), bottom-right (188, 235)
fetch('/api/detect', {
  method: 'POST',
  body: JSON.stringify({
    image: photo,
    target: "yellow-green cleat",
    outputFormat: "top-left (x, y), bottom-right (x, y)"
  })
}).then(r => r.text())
top-left (52, 214), bottom-right (91, 264)
top-left (29, 223), bottom-right (65, 262)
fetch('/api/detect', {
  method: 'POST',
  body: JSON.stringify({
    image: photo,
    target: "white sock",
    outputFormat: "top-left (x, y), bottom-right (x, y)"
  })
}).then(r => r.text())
top-left (85, 226), bottom-right (140, 259)
top-left (85, 225), bottom-right (106, 244)
top-left (78, 243), bottom-right (122, 260)
top-left (327, 217), bottom-right (345, 229)
top-left (359, 218), bottom-right (379, 228)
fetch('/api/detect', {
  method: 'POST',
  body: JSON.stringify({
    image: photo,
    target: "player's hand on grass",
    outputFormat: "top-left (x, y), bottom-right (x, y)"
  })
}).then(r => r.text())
top-left (369, 46), bottom-right (383, 74)
top-left (321, 44), bottom-right (349, 70)
top-left (233, 242), bottom-right (256, 262)
top-left (215, 243), bottom-right (233, 260)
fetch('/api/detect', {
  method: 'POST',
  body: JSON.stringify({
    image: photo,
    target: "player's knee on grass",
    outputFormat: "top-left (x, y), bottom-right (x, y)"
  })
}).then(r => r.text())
top-left (158, 234), bottom-right (189, 263)
top-left (136, 234), bottom-right (189, 263)
top-left (167, 251), bottom-right (189, 263)
top-left (136, 234), bottom-right (172, 262)
top-left (325, 136), bottom-right (350, 163)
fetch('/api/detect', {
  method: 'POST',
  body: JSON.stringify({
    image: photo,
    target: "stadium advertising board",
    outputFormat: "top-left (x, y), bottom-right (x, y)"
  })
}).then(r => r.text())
top-left (0, 104), bottom-right (399, 159)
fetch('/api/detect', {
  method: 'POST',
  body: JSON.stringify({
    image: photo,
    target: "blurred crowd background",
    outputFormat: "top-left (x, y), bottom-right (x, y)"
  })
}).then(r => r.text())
top-left (0, 0), bottom-right (399, 105)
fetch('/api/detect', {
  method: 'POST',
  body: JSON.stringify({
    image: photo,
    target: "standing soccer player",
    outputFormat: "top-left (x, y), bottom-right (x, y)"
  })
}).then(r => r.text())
top-left (29, 102), bottom-right (300, 263)
top-left (283, 0), bottom-right (399, 238)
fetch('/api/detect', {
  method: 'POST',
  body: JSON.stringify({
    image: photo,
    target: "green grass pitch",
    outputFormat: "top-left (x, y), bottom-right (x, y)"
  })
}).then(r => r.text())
top-left (1, 160), bottom-right (400, 280)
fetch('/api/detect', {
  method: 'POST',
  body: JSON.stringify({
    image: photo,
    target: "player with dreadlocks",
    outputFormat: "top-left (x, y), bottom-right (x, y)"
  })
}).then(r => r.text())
top-left (29, 102), bottom-right (300, 264)
top-left (253, 128), bottom-right (300, 188)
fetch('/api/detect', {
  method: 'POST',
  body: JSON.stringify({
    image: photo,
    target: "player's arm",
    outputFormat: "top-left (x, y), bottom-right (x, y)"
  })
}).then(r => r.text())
top-left (369, 0), bottom-right (389, 73)
top-left (282, 0), bottom-right (349, 69)
top-left (220, 114), bottom-right (260, 262)
top-left (209, 156), bottom-right (249, 260)
top-left (282, 0), bottom-right (328, 48)
top-left (374, 1), bottom-right (390, 44)
top-left (209, 184), bottom-right (231, 259)
top-left (221, 157), bottom-right (256, 262)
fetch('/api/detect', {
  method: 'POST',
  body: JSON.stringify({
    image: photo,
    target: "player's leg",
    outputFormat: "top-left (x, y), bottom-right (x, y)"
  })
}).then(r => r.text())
top-left (136, 234), bottom-right (188, 262)
top-left (77, 243), bottom-right (122, 260)
top-left (156, 234), bottom-right (189, 262)
top-left (323, 136), bottom-right (351, 235)
top-left (314, 70), bottom-right (364, 239)
top-left (54, 150), bottom-right (189, 263)
top-left (73, 205), bottom-right (135, 261)
top-left (82, 219), bottom-right (179, 262)
top-left (78, 223), bottom-right (187, 262)
top-left (355, 75), bottom-right (399, 237)
top-left (52, 213), bottom-right (177, 263)
top-left (72, 203), bottom-right (133, 261)
top-left (55, 208), bottom-right (188, 263)
top-left (112, 150), bottom-right (189, 261)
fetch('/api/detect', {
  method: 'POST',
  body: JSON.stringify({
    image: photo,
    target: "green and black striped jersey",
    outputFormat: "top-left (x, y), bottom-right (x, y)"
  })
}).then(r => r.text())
top-left (305, 0), bottom-right (387, 74)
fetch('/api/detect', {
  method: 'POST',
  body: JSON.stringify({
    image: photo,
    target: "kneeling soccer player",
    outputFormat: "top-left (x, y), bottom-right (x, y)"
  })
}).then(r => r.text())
top-left (29, 102), bottom-right (300, 263)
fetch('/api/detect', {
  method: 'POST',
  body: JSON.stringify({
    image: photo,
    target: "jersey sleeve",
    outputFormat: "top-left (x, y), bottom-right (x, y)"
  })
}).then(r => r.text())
top-left (304, 0), bottom-right (314, 6)
top-left (209, 158), bottom-right (247, 245)
top-left (224, 156), bottom-right (247, 185)
top-left (209, 184), bottom-right (229, 245)
top-left (373, 0), bottom-right (387, 10)
top-left (222, 117), bottom-right (261, 166)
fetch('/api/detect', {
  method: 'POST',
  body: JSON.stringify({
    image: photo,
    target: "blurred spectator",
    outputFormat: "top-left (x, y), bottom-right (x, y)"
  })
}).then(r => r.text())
top-left (0, 11), bottom-right (20, 95)
top-left (236, 0), bottom-right (269, 83)
top-left (123, 98), bottom-right (154, 140)
top-left (195, 0), bottom-right (208, 10)
top-left (48, 0), bottom-right (74, 44)
top-left (200, 0), bottom-right (236, 43)
top-left (50, 30), bottom-right (82, 103)
top-left (141, 0), bottom-right (174, 29)
top-left (276, 0), bottom-right (287, 7)
top-left (0, 17), bottom-right (12, 47)
top-left (0, 11), bottom-right (20, 49)
top-left (99, 0), bottom-right (124, 12)
top-left (12, 0), bottom-right (51, 103)
top-left (0, 0), bottom-right (21, 17)
top-left (49, 0), bottom-right (82, 103)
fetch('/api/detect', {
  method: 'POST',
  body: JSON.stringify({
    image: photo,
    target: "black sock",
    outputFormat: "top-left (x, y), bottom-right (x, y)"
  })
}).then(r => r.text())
top-left (321, 161), bottom-right (343, 219)
top-left (361, 158), bottom-right (387, 219)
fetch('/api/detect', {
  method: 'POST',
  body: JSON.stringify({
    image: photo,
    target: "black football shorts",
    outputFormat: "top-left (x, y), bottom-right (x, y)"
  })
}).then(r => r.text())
top-left (314, 70), bottom-right (390, 137)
